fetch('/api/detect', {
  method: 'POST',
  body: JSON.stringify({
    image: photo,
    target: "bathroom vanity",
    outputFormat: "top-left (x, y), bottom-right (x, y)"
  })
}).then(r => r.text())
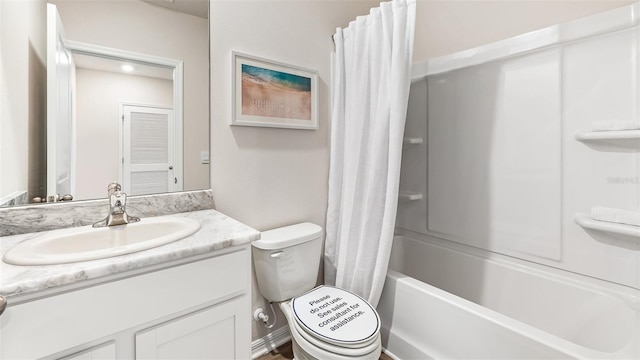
top-left (0, 209), bottom-right (259, 359)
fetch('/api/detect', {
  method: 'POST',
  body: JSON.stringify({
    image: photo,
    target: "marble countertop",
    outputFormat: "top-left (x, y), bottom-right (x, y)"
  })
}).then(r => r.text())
top-left (0, 209), bottom-right (260, 299)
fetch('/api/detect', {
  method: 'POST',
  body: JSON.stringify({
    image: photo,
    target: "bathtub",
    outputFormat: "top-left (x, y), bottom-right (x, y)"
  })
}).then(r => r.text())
top-left (377, 235), bottom-right (640, 359)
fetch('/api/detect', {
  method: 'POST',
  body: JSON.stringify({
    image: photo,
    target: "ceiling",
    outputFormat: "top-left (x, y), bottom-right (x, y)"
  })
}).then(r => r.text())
top-left (73, 53), bottom-right (174, 80)
top-left (140, 0), bottom-right (209, 19)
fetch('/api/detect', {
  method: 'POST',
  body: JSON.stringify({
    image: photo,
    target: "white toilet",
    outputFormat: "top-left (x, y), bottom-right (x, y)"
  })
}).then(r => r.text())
top-left (252, 222), bottom-right (382, 360)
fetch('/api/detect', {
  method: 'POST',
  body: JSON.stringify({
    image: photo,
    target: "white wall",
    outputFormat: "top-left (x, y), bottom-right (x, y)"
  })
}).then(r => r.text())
top-left (74, 68), bottom-right (173, 200)
top-left (50, 0), bottom-right (209, 192)
top-left (209, 0), bottom-right (378, 343)
top-left (413, 0), bottom-right (636, 62)
top-left (0, 0), bottom-right (47, 204)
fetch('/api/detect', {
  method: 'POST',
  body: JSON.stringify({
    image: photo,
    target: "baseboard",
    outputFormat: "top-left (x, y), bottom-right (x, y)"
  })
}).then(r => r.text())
top-left (382, 347), bottom-right (399, 360)
top-left (251, 326), bottom-right (394, 359)
top-left (251, 326), bottom-right (291, 359)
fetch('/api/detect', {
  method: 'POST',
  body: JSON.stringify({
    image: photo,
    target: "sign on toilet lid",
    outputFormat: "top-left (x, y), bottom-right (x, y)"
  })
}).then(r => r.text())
top-left (291, 285), bottom-right (380, 345)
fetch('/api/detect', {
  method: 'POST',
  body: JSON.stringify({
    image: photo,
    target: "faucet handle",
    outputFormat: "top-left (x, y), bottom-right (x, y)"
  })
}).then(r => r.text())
top-left (107, 182), bottom-right (121, 196)
top-left (93, 182), bottom-right (139, 227)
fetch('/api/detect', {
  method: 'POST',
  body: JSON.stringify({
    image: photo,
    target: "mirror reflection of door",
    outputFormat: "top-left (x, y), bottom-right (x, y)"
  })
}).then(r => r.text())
top-left (46, 3), bottom-right (75, 200)
top-left (43, 2), bottom-right (192, 203)
top-left (122, 105), bottom-right (177, 196)
top-left (3, 0), bottom-right (208, 207)
top-left (72, 50), bottom-right (179, 200)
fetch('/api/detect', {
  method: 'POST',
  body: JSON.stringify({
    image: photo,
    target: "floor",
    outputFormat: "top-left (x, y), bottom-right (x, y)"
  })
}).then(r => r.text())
top-left (256, 341), bottom-right (394, 360)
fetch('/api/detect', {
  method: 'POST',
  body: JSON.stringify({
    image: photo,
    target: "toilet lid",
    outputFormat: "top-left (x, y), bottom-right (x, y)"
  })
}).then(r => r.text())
top-left (291, 285), bottom-right (380, 346)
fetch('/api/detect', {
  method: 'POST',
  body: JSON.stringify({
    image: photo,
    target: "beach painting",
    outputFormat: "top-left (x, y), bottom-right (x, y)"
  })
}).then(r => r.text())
top-left (232, 52), bottom-right (318, 129)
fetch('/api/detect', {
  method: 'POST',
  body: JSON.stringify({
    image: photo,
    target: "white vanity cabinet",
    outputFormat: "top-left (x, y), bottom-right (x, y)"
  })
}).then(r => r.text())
top-left (135, 299), bottom-right (243, 359)
top-left (0, 246), bottom-right (251, 360)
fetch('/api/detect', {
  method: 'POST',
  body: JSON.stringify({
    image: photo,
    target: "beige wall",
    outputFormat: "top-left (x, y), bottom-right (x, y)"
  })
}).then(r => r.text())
top-left (0, 0), bottom-right (47, 203)
top-left (51, 0), bottom-right (209, 192)
top-left (74, 68), bottom-right (173, 200)
top-left (414, 0), bottom-right (635, 62)
top-left (209, 0), bottom-right (379, 343)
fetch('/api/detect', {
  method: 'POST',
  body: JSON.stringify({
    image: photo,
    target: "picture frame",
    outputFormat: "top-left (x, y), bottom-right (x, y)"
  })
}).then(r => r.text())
top-left (231, 52), bottom-right (318, 130)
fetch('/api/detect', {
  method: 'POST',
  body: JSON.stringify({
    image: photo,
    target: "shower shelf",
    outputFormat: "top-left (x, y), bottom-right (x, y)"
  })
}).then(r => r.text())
top-left (403, 137), bottom-right (424, 145)
top-left (574, 130), bottom-right (640, 142)
top-left (574, 214), bottom-right (640, 238)
top-left (399, 191), bottom-right (423, 201)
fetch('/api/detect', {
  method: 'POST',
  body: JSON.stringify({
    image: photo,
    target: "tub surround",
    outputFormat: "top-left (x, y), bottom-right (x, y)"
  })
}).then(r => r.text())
top-left (389, 3), bottom-right (640, 358)
top-left (0, 208), bottom-right (260, 299)
top-left (0, 189), bottom-right (216, 237)
top-left (400, 2), bottom-right (640, 289)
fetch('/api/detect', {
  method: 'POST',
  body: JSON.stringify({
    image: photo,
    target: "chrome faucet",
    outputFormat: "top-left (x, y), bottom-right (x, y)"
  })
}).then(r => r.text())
top-left (92, 183), bottom-right (140, 228)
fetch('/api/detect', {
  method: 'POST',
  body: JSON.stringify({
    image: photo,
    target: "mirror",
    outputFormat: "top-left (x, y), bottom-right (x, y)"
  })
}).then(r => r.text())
top-left (0, 0), bottom-right (209, 208)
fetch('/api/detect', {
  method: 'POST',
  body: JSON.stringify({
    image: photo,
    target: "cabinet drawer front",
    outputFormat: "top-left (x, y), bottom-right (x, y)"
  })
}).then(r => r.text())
top-left (1, 248), bottom-right (249, 359)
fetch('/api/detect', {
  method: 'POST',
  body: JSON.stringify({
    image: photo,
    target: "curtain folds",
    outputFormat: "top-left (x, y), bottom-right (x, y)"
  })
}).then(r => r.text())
top-left (324, 0), bottom-right (416, 307)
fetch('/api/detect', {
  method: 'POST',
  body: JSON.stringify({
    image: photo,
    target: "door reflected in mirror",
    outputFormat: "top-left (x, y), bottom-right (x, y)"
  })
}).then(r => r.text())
top-left (0, 0), bottom-right (209, 208)
top-left (59, 40), bottom-right (185, 200)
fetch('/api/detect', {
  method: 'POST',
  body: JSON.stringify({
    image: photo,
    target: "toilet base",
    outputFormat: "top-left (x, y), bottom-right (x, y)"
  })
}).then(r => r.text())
top-left (290, 335), bottom-right (382, 360)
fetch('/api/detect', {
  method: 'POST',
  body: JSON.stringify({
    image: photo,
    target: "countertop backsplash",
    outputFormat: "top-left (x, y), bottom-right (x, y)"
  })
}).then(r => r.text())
top-left (0, 190), bottom-right (215, 237)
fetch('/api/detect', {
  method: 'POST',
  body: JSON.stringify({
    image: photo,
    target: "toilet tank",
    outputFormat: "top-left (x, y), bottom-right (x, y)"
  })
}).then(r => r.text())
top-left (252, 223), bottom-right (323, 302)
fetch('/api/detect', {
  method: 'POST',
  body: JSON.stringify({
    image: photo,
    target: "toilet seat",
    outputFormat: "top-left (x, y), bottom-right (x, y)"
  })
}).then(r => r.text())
top-left (290, 286), bottom-right (381, 348)
top-left (279, 301), bottom-right (381, 359)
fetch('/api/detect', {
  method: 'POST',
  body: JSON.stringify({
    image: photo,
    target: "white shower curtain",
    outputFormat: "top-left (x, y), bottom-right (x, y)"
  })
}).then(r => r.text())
top-left (324, 0), bottom-right (416, 307)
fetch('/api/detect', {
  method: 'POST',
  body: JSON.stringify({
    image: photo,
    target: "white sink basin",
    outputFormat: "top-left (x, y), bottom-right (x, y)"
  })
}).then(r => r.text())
top-left (3, 217), bottom-right (201, 266)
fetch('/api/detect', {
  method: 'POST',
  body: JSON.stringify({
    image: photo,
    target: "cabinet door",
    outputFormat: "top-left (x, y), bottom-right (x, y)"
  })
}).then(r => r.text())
top-left (135, 298), bottom-right (245, 360)
top-left (59, 342), bottom-right (116, 360)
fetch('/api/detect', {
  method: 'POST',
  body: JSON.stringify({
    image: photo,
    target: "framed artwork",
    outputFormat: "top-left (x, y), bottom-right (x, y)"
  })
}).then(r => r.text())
top-left (231, 52), bottom-right (318, 130)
